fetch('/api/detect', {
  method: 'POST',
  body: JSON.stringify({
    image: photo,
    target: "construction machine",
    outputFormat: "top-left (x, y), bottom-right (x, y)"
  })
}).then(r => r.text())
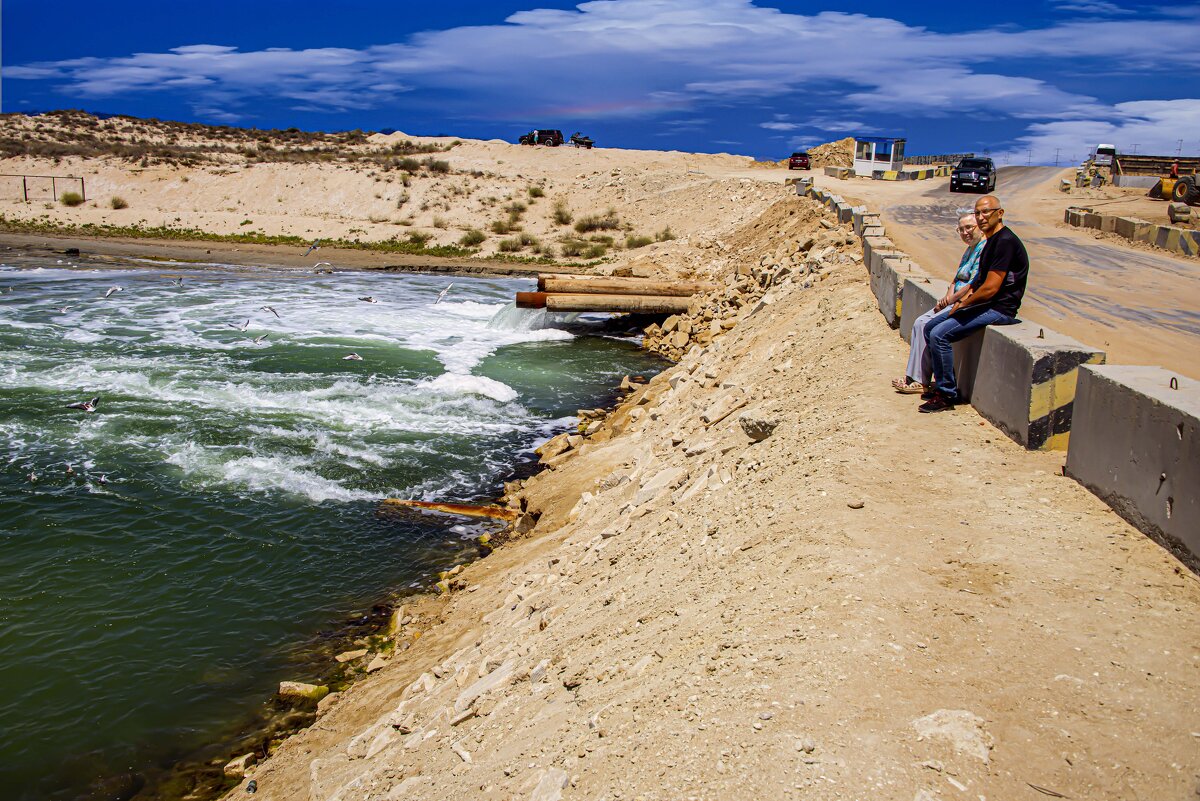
top-left (1155, 170), bottom-right (1199, 205)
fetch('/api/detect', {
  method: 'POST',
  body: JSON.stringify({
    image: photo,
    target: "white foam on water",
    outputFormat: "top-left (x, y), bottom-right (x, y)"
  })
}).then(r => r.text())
top-left (425, 372), bottom-right (518, 403)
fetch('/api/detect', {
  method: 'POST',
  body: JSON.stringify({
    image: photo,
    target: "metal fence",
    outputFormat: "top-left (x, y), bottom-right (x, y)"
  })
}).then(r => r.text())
top-left (905, 153), bottom-right (974, 166)
top-left (1, 174), bottom-right (87, 202)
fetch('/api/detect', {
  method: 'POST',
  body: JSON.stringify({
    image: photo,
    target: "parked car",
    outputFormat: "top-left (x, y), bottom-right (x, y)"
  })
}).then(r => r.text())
top-left (519, 129), bottom-right (564, 146)
top-left (950, 157), bottom-right (997, 193)
top-left (788, 152), bottom-right (811, 170)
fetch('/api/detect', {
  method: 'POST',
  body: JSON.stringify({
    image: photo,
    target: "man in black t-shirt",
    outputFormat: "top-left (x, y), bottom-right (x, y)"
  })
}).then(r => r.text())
top-left (919, 194), bottom-right (1029, 413)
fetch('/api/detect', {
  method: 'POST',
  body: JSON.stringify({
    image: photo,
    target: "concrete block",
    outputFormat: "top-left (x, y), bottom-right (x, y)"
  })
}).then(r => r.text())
top-left (861, 224), bottom-right (885, 238)
top-left (861, 236), bottom-right (897, 276)
top-left (969, 323), bottom-right (1105, 450)
top-left (899, 277), bottom-right (947, 344)
top-left (1064, 209), bottom-right (1086, 227)
top-left (1151, 225), bottom-right (1200, 257)
top-left (1065, 366), bottom-right (1199, 564)
top-left (823, 166), bottom-right (851, 179)
top-left (852, 208), bottom-right (877, 236)
top-left (1081, 212), bottom-right (1103, 229)
top-left (835, 202), bottom-right (854, 224)
top-left (1114, 217), bottom-right (1153, 241)
top-left (1099, 214), bottom-right (1119, 233)
top-left (874, 254), bottom-right (927, 328)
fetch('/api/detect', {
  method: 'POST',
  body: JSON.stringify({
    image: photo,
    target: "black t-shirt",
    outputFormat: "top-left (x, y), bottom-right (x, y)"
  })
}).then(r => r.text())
top-left (970, 225), bottom-right (1029, 317)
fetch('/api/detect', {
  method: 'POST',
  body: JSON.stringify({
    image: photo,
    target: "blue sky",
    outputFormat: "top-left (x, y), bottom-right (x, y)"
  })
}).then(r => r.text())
top-left (4, 0), bottom-right (1199, 163)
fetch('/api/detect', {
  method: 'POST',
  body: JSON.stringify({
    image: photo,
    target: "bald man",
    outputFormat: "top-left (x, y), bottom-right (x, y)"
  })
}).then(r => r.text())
top-left (919, 194), bottom-right (1029, 413)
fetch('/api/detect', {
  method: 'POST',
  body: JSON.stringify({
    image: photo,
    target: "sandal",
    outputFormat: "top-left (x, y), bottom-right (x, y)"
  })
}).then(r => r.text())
top-left (891, 378), bottom-right (925, 394)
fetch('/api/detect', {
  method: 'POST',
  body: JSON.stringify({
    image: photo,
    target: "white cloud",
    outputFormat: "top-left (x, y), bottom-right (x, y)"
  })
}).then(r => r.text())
top-left (1052, 1), bottom-right (1134, 14)
top-left (994, 98), bottom-right (1200, 163)
top-left (6, 0), bottom-right (1198, 152)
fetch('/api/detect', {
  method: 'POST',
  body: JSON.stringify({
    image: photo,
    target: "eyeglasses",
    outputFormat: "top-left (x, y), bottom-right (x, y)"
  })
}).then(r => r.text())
top-left (956, 225), bottom-right (977, 233)
top-left (974, 208), bottom-right (1002, 218)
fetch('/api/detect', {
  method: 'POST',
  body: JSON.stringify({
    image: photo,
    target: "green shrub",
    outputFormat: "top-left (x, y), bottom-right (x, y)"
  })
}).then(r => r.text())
top-left (406, 231), bottom-right (433, 246)
top-left (60, 192), bottom-right (85, 207)
top-left (239, 219), bottom-right (254, 226)
top-left (110, 196), bottom-right (129, 210)
top-left (491, 219), bottom-right (514, 235)
top-left (397, 157), bottom-right (420, 172)
top-left (459, 229), bottom-right (486, 246)
top-left (497, 237), bottom-right (522, 253)
top-left (655, 227), bottom-right (676, 242)
top-left (552, 200), bottom-right (573, 226)
top-left (574, 209), bottom-right (620, 233)
top-left (583, 244), bottom-right (608, 259)
top-left (422, 158), bottom-right (451, 174)
top-left (589, 234), bottom-right (614, 245)
top-left (559, 238), bottom-right (586, 257)
top-left (504, 201), bottom-right (527, 216)
top-left (497, 232), bottom-right (538, 252)
top-left (432, 216), bottom-right (447, 229)
top-left (626, 234), bottom-right (653, 249)
top-left (528, 186), bottom-right (544, 198)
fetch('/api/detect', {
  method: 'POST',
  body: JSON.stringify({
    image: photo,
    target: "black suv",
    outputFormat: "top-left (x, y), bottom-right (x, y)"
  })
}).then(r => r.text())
top-left (519, 129), bottom-right (564, 146)
top-left (950, 158), bottom-right (996, 193)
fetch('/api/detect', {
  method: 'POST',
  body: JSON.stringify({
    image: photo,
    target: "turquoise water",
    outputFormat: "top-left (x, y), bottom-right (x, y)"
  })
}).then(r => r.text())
top-left (0, 256), bottom-right (664, 800)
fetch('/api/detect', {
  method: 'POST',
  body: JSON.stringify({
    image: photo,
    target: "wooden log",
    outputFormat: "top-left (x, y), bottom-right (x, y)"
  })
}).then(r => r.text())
top-left (379, 499), bottom-right (518, 521)
top-left (537, 276), bottom-right (718, 296)
top-left (544, 293), bottom-right (692, 314)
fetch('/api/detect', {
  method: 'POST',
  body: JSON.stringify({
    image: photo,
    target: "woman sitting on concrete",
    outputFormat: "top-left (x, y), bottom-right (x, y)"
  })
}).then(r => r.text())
top-left (890, 213), bottom-right (985, 394)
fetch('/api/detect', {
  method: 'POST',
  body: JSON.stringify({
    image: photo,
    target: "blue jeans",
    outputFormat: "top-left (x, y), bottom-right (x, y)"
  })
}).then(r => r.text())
top-left (923, 306), bottom-right (1016, 402)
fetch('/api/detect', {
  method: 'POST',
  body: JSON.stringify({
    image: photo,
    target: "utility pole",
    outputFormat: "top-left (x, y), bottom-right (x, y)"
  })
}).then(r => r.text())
top-left (1131, 143), bottom-right (1139, 155)
top-left (1178, 139), bottom-right (1185, 157)
top-left (1054, 148), bottom-right (1061, 166)
top-left (1027, 149), bottom-right (1032, 166)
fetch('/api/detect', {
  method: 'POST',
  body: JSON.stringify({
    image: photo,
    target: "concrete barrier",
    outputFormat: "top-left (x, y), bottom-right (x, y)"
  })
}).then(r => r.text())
top-left (968, 323), bottom-right (1105, 450)
top-left (1151, 225), bottom-right (1200, 257)
top-left (861, 224), bottom-right (885, 238)
top-left (1099, 215), bottom-right (1119, 233)
top-left (872, 170), bottom-right (902, 181)
top-left (835, 201), bottom-right (854, 224)
top-left (852, 208), bottom-right (878, 237)
top-left (824, 166), bottom-right (851, 179)
top-left (1114, 217), bottom-right (1153, 240)
top-left (1066, 366), bottom-right (1199, 564)
top-left (898, 277), bottom-right (947, 344)
top-left (869, 254), bottom-right (927, 328)
top-left (1082, 212), bottom-right (1103, 229)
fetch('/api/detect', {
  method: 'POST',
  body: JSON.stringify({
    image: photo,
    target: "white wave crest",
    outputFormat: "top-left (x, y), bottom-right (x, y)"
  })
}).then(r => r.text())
top-left (426, 372), bottom-right (517, 403)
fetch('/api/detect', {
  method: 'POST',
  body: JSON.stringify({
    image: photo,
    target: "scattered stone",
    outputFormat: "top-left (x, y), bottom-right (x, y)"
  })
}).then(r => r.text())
top-left (847, 500), bottom-right (865, 509)
top-left (335, 648), bottom-right (368, 663)
top-left (819, 219), bottom-right (836, 229)
top-left (739, 413), bottom-right (780, 442)
top-left (912, 709), bottom-right (994, 764)
top-left (278, 681), bottom-right (329, 703)
top-left (1168, 202), bottom-right (1191, 224)
top-left (796, 737), bottom-right (817, 753)
top-left (451, 741), bottom-right (473, 764)
top-left (316, 691), bottom-right (342, 717)
top-left (223, 752), bottom-right (256, 779)
top-left (529, 768), bottom-right (569, 801)
top-left (366, 655), bottom-right (389, 673)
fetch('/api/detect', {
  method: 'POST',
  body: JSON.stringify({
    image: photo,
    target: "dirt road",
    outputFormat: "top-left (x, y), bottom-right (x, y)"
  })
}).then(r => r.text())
top-left (719, 166), bottom-right (1200, 379)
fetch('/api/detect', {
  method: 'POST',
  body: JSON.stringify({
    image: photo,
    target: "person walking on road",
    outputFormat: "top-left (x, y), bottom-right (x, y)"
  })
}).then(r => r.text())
top-left (918, 195), bottom-right (1029, 413)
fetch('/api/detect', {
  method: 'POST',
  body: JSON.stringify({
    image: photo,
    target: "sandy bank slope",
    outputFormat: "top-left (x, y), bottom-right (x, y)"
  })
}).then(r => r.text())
top-left (226, 194), bottom-right (1199, 801)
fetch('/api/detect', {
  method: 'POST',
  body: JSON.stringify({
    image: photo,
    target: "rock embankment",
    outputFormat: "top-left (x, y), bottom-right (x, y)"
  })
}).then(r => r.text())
top-left (226, 187), bottom-right (1200, 801)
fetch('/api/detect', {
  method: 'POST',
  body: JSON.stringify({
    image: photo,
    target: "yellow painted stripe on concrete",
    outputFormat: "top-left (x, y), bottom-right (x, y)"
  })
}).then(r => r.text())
top-left (1029, 367), bottom-right (1082, 422)
top-left (1041, 431), bottom-right (1071, 452)
top-left (895, 298), bottom-right (902, 320)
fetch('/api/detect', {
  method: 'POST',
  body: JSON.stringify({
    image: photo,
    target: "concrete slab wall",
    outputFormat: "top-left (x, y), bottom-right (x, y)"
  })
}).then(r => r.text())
top-left (1114, 217), bottom-right (1153, 240)
top-left (1066, 366), bottom-right (1199, 564)
top-left (970, 323), bottom-right (1106, 450)
top-left (823, 166), bottom-right (851, 179)
top-left (853, 209), bottom-right (879, 237)
top-left (1113, 175), bottom-right (1160, 189)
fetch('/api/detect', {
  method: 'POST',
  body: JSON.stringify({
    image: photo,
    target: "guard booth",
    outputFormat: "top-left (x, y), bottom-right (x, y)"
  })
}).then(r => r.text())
top-left (853, 137), bottom-right (906, 177)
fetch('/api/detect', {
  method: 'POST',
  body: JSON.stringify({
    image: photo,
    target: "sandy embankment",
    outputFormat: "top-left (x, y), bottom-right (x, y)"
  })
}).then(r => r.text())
top-left (221, 190), bottom-right (1200, 801)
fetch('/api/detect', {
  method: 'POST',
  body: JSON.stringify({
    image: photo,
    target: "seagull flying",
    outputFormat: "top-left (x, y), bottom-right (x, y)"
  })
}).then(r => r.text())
top-left (303, 239), bottom-right (322, 257)
top-left (342, 353), bottom-right (363, 361)
top-left (173, 277), bottom-right (184, 287)
top-left (261, 305), bottom-right (280, 318)
top-left (66, 396), bottom-right (99, 412)
top-left (435, 283), bottom-right (455, 304)
top-left (313, 262), bottom-right (333, 274)
top-left (252, 334), bottom-right (268, 344)
top-left (104, 285), bottom-right (123, 299)
top-left (228, 319), bottom-right (250, 332)
top-left (58, 305), bottom-right (74, 313)
top-left (358, 296), bottom-right (378, 304)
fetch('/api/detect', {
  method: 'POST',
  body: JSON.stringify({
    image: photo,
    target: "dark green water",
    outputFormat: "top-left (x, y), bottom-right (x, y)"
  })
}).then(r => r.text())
top-left (0, 256), bottom-right (663, 800)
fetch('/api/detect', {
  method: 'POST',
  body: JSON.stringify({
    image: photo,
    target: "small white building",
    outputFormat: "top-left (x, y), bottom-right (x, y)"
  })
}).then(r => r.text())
top-left (853, 136), bottom-right (906, 176)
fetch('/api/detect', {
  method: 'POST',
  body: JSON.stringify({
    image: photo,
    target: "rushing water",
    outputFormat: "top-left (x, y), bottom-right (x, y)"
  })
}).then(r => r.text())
top-left (0, 255), bottom-right (664, 800)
